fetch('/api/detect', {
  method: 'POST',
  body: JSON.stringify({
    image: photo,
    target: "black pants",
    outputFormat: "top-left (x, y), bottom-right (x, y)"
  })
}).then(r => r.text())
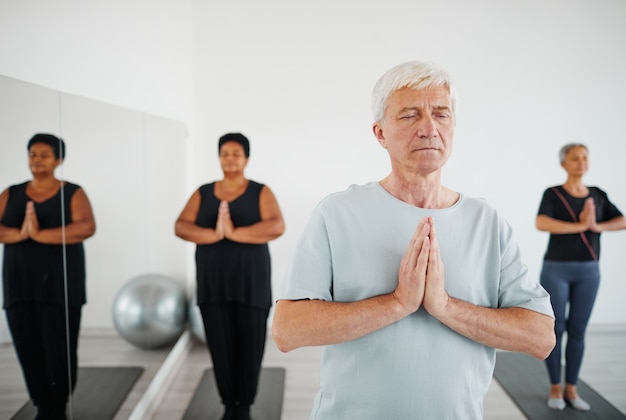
top-left (5, 302), bottom-right (82, 414)
top-left (199, 302), bottom-right (269, 407)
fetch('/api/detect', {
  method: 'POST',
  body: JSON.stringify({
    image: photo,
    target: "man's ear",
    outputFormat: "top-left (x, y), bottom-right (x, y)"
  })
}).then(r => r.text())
top-left (372, 122), bottom-right (387, 149)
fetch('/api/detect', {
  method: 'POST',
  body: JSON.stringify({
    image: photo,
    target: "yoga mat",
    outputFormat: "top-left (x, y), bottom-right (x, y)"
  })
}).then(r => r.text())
top-left (11, 366), bottom-right (143, 420)
top-left (494, 351), bottom-right (625, 420)
top-left (183, 367), bottom-right (285, 420)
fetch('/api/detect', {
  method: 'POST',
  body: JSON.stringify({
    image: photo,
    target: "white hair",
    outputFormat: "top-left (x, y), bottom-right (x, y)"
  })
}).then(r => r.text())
top-left (371, 61), bottom-right (457, 123)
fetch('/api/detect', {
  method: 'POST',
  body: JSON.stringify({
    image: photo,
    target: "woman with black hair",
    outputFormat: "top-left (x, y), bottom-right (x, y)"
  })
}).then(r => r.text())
top-left (0, 133), bottom-right (96, 419)
top-left (175, 133), bottom-right (284, 420)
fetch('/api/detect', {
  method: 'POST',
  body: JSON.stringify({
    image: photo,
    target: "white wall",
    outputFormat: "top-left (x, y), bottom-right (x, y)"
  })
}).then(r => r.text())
top-left (0, 0), bottom-right (193, 124)
top-left (1, 0), bottom-right (625, 332)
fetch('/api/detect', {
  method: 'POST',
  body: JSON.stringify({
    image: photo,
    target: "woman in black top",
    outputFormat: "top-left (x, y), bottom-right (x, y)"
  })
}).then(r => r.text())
top-left (1, 133), bottom-right (96, 419)
top-left (175, 133), bottom-right (284, 420)
top-left (536, 143), bottom-right (626, 412)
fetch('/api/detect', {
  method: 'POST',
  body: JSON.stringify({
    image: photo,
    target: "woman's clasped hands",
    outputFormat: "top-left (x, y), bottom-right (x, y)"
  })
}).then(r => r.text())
top-left (19, 201), bottom-right (40, 241)
top-left (216, 200), bottom-right (234, 240)
top-left (579, 198), bottom-right (599, 233)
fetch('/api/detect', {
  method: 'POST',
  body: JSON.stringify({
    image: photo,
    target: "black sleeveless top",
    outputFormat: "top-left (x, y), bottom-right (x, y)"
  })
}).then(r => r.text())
top-left (195, 180), bottom-right (272, 309)
top-left (537, 185), bottom-right (623, 261)
top-left (2, 181), bottom-right (87, 308)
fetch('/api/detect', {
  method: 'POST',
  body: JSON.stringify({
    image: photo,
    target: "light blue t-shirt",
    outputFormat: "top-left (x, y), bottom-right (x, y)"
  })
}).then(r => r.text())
top-left (279, 182), bottom-right (554, 420)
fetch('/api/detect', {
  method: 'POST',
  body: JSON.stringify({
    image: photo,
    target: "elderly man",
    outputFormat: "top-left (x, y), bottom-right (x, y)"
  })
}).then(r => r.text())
top-left (272, 60), bottom-right (555, 419)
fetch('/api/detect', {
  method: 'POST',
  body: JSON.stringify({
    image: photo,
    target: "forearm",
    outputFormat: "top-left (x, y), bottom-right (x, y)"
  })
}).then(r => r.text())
top-left (433, 298), bottom-right (555, 359)
top-left (228, 219), bottom-right (285, 244)
top-left (272, 294), bottom-right (409, 353)
top-left (174, 220), bottom-right (222, 244)
top-left (31, 221), bottom-right (96, 245)
top-left (536, 215), bottom-right (586, 234)
top-left (0, 225), bottom-right (27, 244)
top-left (596, 216), bottom-right (626, 232)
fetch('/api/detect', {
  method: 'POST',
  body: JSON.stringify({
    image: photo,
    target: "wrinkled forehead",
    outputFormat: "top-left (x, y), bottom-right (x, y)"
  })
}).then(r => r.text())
top-left (386, 86), bottom-right (453, 112)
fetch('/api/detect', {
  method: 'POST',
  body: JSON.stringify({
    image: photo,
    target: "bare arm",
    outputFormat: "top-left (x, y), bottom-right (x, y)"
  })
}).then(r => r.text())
top-left (429, 299), bottom-right (555, 359)
top-left (29, 188), bottom-right (96, 244)
top-left (221, 186), bottom-right (285, 244)
top-left (273, 293), bottom-right (554, 360)
top-left (0, 188), bottom-right (28, 244)
top-left (536, 214), bottom-right (587, 234)
top-left (594, 215), bottom-right (626, 232)
top-left (273, 295), bottom-right (411, 353)
top-left (174, 190), bottom-right (224, 244)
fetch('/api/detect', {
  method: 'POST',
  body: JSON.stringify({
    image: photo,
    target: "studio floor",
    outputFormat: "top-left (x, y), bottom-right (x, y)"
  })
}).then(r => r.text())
top-left (1, 325), bottom-right (625, 420)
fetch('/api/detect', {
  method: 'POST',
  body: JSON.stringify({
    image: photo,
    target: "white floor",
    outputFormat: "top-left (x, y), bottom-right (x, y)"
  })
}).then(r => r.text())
top-left (1, 325), bottom-right (625, 420)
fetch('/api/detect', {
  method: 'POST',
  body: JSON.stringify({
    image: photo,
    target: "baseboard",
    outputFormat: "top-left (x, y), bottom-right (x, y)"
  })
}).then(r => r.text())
top-left (587, 323), bottom-right (626, 333)
top-left (128, 330), bottom-right (193, 420)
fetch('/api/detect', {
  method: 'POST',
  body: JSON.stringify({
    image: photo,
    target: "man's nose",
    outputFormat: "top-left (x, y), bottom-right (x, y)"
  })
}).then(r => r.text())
top-left (417, 115), bottom-right (437, 137)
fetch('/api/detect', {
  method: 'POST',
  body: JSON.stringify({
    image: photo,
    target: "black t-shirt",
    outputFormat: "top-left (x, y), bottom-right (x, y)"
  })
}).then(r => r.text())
top-left (537, 186), bottom-right (623, 261)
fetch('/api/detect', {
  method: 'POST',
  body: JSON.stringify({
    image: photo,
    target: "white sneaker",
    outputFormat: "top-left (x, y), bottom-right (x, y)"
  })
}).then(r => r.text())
top-left (566, 396), bottom-right (591, 411)
top-left (547, 398), bottom-right (566, 410)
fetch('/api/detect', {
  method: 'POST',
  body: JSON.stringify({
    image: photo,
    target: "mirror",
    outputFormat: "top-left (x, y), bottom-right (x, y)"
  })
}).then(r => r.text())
top-left (0, 74), bottom-right (188, 418)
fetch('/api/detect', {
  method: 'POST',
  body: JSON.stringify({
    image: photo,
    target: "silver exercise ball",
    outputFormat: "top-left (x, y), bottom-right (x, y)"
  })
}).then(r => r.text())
top-left (112, 273), bottom-right (187, 349)
top-left (188, 293), bottom-right (206, 343)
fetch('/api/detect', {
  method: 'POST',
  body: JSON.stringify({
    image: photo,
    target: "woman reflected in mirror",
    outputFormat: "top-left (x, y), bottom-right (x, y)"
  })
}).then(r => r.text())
top-left (0, 133), bottom-right (96, 419)
top-left (175, 132), bottom-right (285, 420)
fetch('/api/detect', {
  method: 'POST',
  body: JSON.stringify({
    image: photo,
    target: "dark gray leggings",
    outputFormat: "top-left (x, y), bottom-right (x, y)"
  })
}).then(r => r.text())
top-left (540, 260), bottom-right (599, 385)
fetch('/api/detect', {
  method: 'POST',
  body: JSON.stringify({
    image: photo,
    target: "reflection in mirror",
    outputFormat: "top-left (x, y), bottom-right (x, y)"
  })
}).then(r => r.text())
top-left (1, 75), bottom-right (188, 419)
top-left (0, 132), bottom-right (96, 418)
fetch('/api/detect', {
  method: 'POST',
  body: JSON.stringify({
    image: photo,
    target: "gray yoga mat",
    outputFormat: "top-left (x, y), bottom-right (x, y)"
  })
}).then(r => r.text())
top-left (11, 366), bottom-right (143, 420)
top-left (493, 351), bottom-right (625, 420)
top-left (183, 367), bottom-right (286, 420)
